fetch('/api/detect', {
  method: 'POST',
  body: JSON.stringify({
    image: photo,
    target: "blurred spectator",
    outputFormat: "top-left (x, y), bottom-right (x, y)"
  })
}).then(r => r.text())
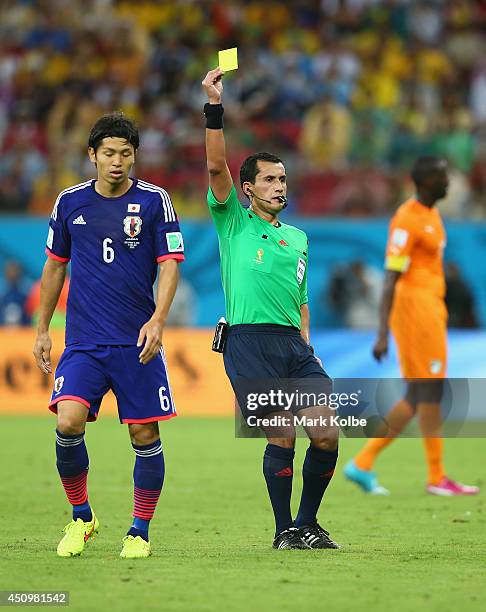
top-left (409, 1), bottom-right (444, 45)
top-left (445, 262), bottom-right (478, 328)
top-left (29, 159), bottom-right (81, 214)
top-left (299, 97), bottom-right (351, 171)
top-left (469, 149), bottom-right (486, 218)
top-left (429, 103), bottom-right (475, 174)
top-left (170, 182), bottom-right (208, 219)
top-left (0, 165), bottom-right (30, 213)
top-left (387, 120), bottom-right (423, 171)
top-left (0, 261), bottom-right (31, 326)
top-left (470, 60), bottom-right (486, 125)
top-left (327, 260), bottom-right (382, 329)
top-left (332, 166), bottom-right (391, 216)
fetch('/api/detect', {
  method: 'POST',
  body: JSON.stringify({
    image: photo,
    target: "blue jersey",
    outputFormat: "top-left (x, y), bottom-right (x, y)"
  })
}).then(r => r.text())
top-left (46, 179), bottom-right (184, 346)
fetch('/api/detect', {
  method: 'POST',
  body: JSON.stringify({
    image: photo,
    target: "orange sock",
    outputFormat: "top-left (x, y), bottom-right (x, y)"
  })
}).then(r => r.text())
top-left (354, 437), bottom-right (394, 471)
top-left (422, 437), bottom-right (445, 485)
top-left (417, 403), bottom-right (445, 485)
top-left (354, 399), bottom-right (415, 471)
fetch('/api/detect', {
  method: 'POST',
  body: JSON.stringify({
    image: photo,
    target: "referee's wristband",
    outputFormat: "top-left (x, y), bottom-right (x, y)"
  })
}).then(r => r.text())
top-left (204, 103), bottom-right (224, 129)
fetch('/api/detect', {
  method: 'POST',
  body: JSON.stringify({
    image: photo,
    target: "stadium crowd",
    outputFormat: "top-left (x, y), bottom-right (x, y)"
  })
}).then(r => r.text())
top-left (0, 0), bottom-right (485, 218)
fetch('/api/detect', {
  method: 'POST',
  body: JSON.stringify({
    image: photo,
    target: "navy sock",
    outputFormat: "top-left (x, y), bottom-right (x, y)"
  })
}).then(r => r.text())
top-left (263, 444), bottom-right (295, 537)
top-left (55, 430), bottom-right (92, 522)
top-left (73, 501), bottom-right (92, 522)
top-left (294, 445), bottom-right (338, 527)
top-left (127, 439), bottom-right (165, 542)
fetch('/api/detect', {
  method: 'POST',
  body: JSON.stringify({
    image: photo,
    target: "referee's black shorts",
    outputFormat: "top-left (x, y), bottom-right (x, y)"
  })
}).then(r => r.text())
top-left (223, 324), bottom-right (332, 422)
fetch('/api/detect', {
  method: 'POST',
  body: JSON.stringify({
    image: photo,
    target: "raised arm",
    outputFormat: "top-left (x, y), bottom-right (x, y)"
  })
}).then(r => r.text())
top-left (202, 68), bottom-right (233, 203)
top-left (372, 270), bottom-right (401, 362)
top-left (33, 257), bottom-right (68, 373)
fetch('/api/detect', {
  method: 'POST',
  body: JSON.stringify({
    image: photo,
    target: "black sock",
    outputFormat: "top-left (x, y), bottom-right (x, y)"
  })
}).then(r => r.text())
top-left (294, 445), bottom-right (338, 527)
top-left (263, 444), bottom-right (295, 537)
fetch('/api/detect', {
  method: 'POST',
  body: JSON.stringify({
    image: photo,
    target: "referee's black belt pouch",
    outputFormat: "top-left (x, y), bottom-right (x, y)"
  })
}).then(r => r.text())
top-left (212, 317), bottom-right (229, 353)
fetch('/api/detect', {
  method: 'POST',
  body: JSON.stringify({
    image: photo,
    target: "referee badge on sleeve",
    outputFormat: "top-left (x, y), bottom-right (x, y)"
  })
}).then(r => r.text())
top-left (297, 257), bottom-right (306, 284)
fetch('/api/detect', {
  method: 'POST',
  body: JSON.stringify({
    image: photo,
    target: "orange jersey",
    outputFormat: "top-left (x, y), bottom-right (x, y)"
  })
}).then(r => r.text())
top-left (385, 198), bottom-right (446, 299)
top-left (385, 198), bottom-right (447, 378)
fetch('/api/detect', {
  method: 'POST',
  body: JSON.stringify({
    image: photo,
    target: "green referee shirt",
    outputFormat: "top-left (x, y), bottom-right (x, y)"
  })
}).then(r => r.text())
top-left (208, 185), bottom-right (308, 328)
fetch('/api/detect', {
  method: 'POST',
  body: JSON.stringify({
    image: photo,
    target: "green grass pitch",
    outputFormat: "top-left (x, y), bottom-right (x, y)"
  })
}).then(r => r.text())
top-left (1, 416), bottom-right (485, 612)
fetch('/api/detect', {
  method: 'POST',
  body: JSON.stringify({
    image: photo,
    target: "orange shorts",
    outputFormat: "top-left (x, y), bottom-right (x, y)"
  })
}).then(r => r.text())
top-left (390, 293), bottom-right (447, 379)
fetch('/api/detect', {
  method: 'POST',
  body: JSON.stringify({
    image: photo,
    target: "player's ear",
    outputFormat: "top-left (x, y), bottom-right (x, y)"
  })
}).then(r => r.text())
top-left (88, 147), bottom-right (97, 165)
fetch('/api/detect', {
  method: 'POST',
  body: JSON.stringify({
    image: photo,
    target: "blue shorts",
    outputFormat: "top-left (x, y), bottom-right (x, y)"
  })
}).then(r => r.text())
top-left (223, 324), bottom-right (332, 421)
top-left (49, 344), bottom-right (177, 424)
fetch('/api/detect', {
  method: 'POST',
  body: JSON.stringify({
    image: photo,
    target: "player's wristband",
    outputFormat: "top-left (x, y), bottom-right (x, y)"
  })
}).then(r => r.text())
top-left (204, 103), bottom-right (224, 129)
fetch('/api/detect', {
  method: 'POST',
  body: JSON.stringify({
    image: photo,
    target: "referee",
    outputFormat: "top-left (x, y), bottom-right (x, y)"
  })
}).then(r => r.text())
top-left (202, 68), bottom-right (339, 550)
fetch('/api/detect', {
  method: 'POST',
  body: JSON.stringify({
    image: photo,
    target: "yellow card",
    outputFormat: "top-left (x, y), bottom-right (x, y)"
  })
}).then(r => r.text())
top-left (218, 47), bottom-right (238, 72)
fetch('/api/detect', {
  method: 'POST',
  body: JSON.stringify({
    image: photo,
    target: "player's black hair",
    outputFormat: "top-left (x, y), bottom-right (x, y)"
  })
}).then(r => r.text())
top-left (88, 112), bottom-right (139, 152)
top-left (411, 156), bottom-right (446, 187)
top-left (240, 152), bottom-right (284, 191)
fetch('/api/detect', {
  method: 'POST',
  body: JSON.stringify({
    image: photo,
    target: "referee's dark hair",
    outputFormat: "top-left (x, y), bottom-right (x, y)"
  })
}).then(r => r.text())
top-left (411, 156), bottom-right (446, 188)
top-left (88, 112), bottom-right (140, 152)
top-left (240, 152), bottom-right (284, 193)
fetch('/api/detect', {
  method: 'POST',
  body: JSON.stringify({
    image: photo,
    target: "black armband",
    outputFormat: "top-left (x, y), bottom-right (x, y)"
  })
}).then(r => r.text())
top-left (204, 103), bottom-right (224, 129)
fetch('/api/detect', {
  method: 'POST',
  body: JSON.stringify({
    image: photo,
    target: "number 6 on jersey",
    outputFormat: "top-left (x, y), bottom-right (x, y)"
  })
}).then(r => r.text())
top-left (103, 237), bottom-right (115, 263)
top-left (158, 386), bottom-right (171, 411)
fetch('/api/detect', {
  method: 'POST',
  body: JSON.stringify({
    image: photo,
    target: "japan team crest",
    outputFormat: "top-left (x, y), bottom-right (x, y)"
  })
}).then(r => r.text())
top-left (123, 215), bottom-right (143, 238)
top-left (54, 376), bottom-right (64, 394)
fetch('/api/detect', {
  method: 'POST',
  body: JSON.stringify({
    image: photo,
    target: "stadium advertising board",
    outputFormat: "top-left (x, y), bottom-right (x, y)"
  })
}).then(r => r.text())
top-left (0, 329), bottom-right (234, 417)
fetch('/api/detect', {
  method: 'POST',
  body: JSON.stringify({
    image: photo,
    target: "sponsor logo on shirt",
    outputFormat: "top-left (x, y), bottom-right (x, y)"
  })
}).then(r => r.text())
top-left (424, 225), bottom-right (435, 233)
top-left (279, 239), bottom-right (288, 246)
top-left (54, 376), bottom-right (64, 394)
top-left (166, 232), bottom-right (184, 252)
top-left (73, 215), bottom-right (87, 225)
top-left (297, 257), bottom-right (306, 284)
top-left (123, 216), bottom-right (142, 238)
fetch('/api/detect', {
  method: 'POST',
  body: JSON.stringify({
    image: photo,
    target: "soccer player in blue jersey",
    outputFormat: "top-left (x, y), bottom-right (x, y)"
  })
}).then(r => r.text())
top-left (33, 113), bottom-right (184, 559)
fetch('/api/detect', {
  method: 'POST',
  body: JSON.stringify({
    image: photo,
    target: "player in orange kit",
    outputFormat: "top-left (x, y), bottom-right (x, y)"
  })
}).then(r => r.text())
top-left (344, 157), bottom-right (479, 496)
